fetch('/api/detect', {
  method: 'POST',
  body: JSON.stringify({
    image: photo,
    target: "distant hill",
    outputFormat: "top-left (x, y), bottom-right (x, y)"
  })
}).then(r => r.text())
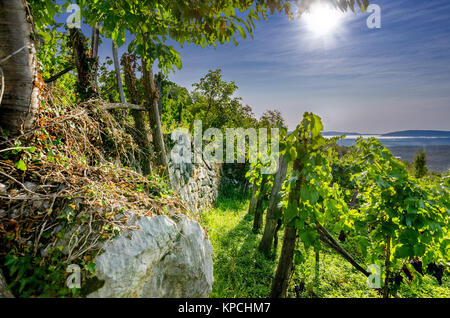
top-left (382, 130), bottom-right (450, 137)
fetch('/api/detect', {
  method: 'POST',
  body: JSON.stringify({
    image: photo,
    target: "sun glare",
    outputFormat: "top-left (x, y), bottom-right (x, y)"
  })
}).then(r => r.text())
top-left (303, 4), bottom-right (344, 37)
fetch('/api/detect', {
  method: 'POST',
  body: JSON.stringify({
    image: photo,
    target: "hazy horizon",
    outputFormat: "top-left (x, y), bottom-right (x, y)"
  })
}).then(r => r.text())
top-left (323, 129), bottom-right (450, 135)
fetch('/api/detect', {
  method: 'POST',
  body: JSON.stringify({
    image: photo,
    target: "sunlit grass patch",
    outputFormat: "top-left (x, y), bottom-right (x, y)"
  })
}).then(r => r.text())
top-left (202, 194), bottom-right (449, 298)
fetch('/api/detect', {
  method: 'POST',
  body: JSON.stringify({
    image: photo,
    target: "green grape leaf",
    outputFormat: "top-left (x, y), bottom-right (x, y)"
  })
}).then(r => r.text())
top-left (14, 160), bottom-right (27, 171)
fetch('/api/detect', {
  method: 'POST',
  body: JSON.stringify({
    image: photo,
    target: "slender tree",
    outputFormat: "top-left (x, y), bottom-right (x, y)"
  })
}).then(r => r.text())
top-left (248, 181), bottom-right (259, 215)
top-left (121, 53), bottom-right (152, 175)
top-left (414, 149), bottom-right (428, 178)
top-left (270, 158), bottom-right (303, 298)
top-left (69, 28), bottom-right (97, 101)
top-left (142, 57), bottom-right (169, 175)
top-left (91, 23), bottom-right (100, 85)
top-left (112, 42), bottom-right (126, 104)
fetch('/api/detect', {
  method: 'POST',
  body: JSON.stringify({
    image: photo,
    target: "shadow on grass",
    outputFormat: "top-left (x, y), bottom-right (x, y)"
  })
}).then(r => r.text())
top-left (207, 189), bottom-right (278, 298)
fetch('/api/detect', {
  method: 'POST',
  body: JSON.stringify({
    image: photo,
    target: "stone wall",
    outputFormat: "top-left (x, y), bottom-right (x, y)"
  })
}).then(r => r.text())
top-left (168, 144), bottom-right (220, 214)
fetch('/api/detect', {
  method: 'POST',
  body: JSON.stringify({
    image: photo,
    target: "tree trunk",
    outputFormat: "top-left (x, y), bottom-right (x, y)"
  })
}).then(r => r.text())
top-left (141, 58), bottom-right (168, 176)
top-left (273, 219), bottom-right (282, 253)
top-left (112, 42), bottom-right (126, 119)
top-left (248, 180), bottom-right (258, 214)
top-left (314, 250), bottom-right (320, 289)
top-left (156, 72), bottom-right (162, 118)
top-left (0, 0), bottom-right (40, 136)
top-left (121, 53), bottom-right (152, 175)
top-left (69, 28), bottom-right (97, 101)
top-left (112, 43), bottom-right (125, 104)
top-left (270, 224), bottom-right (297, 298)
top-left (91, 24), bottom-right (99, 58)
top-left (259, 155), bottom-right (288, 256)
top-left (270, 159), bottom-right (303, 298)
top-left (253, 175), bottom-right (268, 232)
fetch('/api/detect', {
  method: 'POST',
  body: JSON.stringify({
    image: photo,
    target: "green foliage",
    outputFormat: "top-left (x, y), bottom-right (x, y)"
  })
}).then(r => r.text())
top-left (191, 69), bottom-right (257, 130)
top-left (28, 0), bottom-right (61, 29)
top-left (36, 27), bottom-right (75, 83)
top-left (79, 1), bottom-right (295, 73)
top-left (4, 249), bottom-right (80, 298)
top-left (280, 112), bottom-right (347, 250)
top-left (259, 109), bottom-right (287, 129)
top-left (29, 1), bottom-right (76, 98)
top-left (336, 138), bottom-right (449, 294)
top-left (159, 78), bottom-right (193, 132)
top-left (14, 160), bottom-right (27, 171)
top-left (270, 113), bottom-right (448, 297)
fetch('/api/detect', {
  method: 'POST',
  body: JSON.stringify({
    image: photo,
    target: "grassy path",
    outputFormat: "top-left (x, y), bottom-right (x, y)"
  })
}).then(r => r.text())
top-left (201, 194), bottom-right (450, 298)
top-left (200, 196), bottom-right (277, 297)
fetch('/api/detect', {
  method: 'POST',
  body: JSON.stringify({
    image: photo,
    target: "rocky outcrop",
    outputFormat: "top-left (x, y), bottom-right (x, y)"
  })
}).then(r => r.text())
top-left (88, 214), bottom-right (213, 298)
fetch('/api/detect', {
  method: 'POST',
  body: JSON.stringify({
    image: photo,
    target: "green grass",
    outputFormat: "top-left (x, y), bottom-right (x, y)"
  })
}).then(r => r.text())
top-left (201, 195), bottom-right (277, 297)
top-left (201, 191), bottom-right (450, 298)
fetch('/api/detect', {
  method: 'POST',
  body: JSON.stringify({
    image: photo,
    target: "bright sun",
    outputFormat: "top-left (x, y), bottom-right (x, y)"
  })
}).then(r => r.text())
top-left (303, 4), bottom-right (344, 37)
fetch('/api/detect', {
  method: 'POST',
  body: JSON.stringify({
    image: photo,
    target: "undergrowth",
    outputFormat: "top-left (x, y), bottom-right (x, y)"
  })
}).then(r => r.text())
top-left (0, 86), bottom-right (189, 297)
top-left (202, 189), bottom-right (450, 298)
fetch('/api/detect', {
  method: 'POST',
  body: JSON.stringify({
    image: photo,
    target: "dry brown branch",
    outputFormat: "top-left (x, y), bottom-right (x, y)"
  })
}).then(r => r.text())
top-left (101, 102), bottom-right (146, 111)
top-left (0, 110), bottom-right (86, 147)
top-left (0, 85), bottom-right (189, 271)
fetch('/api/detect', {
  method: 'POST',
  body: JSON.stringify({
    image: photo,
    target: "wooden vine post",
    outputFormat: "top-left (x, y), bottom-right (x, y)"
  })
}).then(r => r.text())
top-left (248, 181), bottom-right (258, 215)
top-left (253, 174), bottom-right (268, 232)
top-left (270, 112), bottom-right (361, 297)
top-left (259, 155), bottom-right (289, 256)
top-left (270, 154), bottom-right (304, 298)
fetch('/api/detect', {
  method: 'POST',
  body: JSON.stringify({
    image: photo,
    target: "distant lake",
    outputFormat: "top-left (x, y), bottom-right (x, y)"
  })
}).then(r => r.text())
top-left (330, 135), bottom-right (450, 148)
top-left (327, 135), bottom-right (450, 173)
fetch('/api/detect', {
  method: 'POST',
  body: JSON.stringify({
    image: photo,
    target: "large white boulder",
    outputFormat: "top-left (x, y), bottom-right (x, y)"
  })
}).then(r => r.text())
top-left (88, 214), bottom-right (213, 298)
top-left (0, 269), bottom-right (13, 298)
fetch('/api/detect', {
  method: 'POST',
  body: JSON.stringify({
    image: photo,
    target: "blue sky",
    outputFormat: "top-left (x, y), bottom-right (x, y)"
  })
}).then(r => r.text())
top-left (69, 0), bottom-right (450, 133)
